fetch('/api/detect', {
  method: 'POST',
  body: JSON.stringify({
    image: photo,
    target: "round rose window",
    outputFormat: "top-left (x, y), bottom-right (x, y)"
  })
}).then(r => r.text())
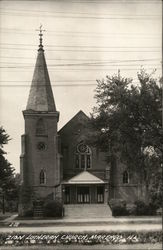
top-left (77, 143), bottom-right (87, 153)
top-left (37, 142), bottom-right (46, 151)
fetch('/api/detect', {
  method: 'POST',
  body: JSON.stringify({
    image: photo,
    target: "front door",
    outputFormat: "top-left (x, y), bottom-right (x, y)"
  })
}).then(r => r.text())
top-left (77, 186), bottom-right (90, 203)
top-left (97, 186), bottom-right (104, 203)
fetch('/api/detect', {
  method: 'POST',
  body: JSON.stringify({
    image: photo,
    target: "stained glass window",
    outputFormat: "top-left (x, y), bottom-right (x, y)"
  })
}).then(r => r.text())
top-left (75, 142), bottom-right (92, 169)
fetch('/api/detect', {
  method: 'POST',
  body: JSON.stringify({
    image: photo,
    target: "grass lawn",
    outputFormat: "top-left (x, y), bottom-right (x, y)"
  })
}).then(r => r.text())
top-left (0, 243), bottom-right (161, 250)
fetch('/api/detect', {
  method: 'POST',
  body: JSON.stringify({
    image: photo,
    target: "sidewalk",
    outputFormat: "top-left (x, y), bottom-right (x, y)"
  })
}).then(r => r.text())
top-left (3, 214), bottom-right (162, 225)
top-left (0, 222), bottom-right (162, 233)
top-left (0, 214), bottom-right (162, 233)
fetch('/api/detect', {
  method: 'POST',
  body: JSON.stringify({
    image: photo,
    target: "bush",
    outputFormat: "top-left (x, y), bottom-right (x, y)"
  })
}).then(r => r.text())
top-left (150, 191), bottom-right (162, 210)
top-left (44, 200), bottom-right (63, 217)
top-left (112, 205), bottom-right (129, 216)
top-left (146, 202), bottom-right (157, 215)
top-left (110, 199), bottom-right (157, 216)
top-left (109, 199), bottom-right (126, 208)
top-left (134, 200), bottom-right (147, 215)
top-left (109, 199), bottom-right (129, 216)
top-left (1, 200), bottom-right (18, 213)
top-left (126, 203), bottom-right (136, 215)
top-left (134, 200), bottom-right (157, 216)
top-left (23, 209), bottom-right (33, 217)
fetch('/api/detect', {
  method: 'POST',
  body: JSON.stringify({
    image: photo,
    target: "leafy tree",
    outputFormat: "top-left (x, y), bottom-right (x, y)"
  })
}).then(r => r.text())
top-left (0, 127), bottom-right (21, 211)
top-left (89, 69), bottom-right (162, 204)
top-left (5, 173), bottom-right (21, 212)
top-left (0, 127), bottom-right (15, 193)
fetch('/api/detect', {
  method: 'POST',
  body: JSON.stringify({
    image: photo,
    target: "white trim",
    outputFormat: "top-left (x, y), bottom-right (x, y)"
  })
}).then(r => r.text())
top-left (65, 171), bottom-right (105, 184)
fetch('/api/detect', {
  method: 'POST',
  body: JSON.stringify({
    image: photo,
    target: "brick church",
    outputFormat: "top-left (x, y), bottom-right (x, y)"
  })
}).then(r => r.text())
top-left (19, 31), bottom-right (145, 216)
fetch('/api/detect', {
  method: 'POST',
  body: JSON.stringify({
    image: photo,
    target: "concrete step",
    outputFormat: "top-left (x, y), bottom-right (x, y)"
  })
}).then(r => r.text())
top-left (64, 204), bottom-right (112, 218)
top-left (33, 205), bottom-right (44, 218)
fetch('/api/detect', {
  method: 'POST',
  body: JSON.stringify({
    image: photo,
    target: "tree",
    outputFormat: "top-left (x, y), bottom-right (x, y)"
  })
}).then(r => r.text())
top-left (0, 127), bottom-right (22, 212)
top-left (5, 173), bottom-right (21, 212)
top-left (0, 127), bottom-right (15, 192)
top-left (89, 69), bottom-right (162, 205)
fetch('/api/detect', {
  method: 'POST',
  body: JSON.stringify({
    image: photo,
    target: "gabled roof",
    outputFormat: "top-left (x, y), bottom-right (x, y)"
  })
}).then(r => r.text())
top-left (59, 110), bottom-right (89, 133)
top-left (63, 171), bottom-right (105, 184)
top-left (26, 44), bottom-right (56, 112)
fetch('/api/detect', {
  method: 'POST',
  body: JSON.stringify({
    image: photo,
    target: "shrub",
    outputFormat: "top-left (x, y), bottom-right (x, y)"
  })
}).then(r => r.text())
top-left (110, 199), bottom-right (158, 216)
top-left (134, 200), bottom-right (157, 216)
top-left (44, 200), bottom-right (63, 217)
top-left (146, 202), bottom-right (157, 215)
top-left (23, 209), bottom-right (33, 217)
top-left (156, 208), bottom-right (162, 215)
top-left (109, 199), bottom-right (129, 216)
top-left (112, 205), bottom-right (129, 216)
top-left (2, 200), bottom-right (18, 213)
top-left (134, 200), bottom-right (147, 215)
top-left (126, 203), bottom-right (136, 215)
top-left (151, 194), bottom-right (162, 210)
top-left (109, 199), bottom-right (126, 208)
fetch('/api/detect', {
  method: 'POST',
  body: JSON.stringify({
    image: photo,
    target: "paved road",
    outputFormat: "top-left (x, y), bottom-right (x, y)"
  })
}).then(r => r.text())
top-left (0, 243), bottom-right (162, 250)
top-left (0, 223), bottom-right (161, 233)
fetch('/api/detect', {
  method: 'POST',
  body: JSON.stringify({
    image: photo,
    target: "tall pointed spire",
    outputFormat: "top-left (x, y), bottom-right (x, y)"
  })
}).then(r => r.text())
top-left (26, 26), bottom-right (56, 112)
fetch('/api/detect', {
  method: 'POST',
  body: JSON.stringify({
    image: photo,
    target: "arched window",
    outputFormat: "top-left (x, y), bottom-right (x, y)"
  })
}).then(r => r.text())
top-left (40, 169), bottom-right (46, 184)
top-left (36, 118), bottom-right (46, 135)
top-left (123, 170), bottom-right (129, 184)
top-left (75, 142), bottom-right (92, 169)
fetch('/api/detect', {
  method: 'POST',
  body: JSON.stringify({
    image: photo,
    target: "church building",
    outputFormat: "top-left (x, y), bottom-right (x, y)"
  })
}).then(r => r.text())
top-left (19, 30), bottom-right (145, 216)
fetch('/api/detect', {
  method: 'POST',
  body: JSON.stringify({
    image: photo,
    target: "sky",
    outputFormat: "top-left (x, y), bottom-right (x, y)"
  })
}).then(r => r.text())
top-left (0, 0), bottom-right (162, 173)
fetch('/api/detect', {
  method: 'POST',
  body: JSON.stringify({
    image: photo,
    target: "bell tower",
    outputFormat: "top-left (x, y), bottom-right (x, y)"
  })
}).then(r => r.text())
top-left (19, 27), bottom-right (60, 215)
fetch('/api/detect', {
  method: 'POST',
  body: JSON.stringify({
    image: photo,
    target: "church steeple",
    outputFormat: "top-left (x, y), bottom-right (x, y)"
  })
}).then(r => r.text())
top-left (19, 28), bottom-right (61, 217)
top-left (26, 26), bottom-right (56, 112)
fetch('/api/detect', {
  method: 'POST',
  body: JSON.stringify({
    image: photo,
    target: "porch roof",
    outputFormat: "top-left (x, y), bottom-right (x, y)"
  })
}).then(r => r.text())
top-left (62, 171), bottom-right (105, 184)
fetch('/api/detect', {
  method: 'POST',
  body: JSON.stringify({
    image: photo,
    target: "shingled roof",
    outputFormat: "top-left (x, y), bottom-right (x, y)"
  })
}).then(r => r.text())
top-left (26, 34), bottom-right (56, 112)
top-left (63, 171), bottom-right (105, 184)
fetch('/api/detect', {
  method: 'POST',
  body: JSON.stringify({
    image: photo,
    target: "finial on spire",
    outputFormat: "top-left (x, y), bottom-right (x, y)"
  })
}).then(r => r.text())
top-left (36, 24), bottom-right (46, 51)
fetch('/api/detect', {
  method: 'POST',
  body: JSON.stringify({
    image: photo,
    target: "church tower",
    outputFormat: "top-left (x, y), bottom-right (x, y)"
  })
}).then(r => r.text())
top-left (19, 28), bottom-right (61, 215)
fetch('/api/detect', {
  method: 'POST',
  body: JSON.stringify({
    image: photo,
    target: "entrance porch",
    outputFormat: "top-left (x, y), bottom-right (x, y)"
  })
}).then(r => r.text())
top-left (64, 184), bottom-right (106, 204)
top-left (62, 171), bottom-right (108, 204)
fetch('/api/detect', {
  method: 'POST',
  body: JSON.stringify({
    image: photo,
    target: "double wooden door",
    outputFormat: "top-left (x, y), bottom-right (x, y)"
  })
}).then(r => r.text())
top-left (77, 186), bottom-right (90, 203)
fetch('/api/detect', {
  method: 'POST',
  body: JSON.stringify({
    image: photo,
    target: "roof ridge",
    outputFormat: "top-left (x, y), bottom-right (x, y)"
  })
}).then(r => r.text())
top-left (58, 110), bottom-right (89, 133)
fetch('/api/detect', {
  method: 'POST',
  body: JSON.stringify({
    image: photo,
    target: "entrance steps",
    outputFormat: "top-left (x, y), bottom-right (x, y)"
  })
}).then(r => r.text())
top-left (33, 206), bottom-right (44, 218)
top-left (64, 204), bottom-right (112, 218)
